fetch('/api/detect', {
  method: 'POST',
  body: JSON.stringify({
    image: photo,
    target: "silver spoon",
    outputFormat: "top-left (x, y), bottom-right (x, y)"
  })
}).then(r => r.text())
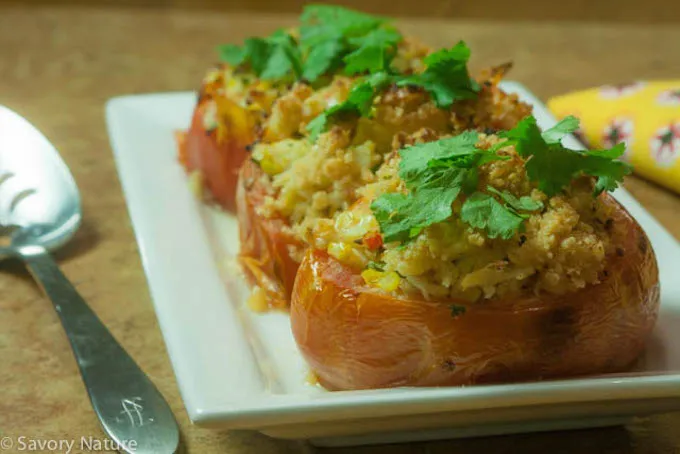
top-left (0, 106), bottom-right (180, 453)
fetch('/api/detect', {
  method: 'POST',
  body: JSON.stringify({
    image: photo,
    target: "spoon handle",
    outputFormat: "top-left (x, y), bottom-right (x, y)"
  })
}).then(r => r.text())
top-left (18, 245), bottom-right (180, 454)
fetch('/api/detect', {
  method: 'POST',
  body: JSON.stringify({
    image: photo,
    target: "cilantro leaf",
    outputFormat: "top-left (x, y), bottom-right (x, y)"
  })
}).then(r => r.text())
top-left (420, 166), bottom-right (478, 194)
top-left (500, 116), bottom-right (632, 196)
top-left (371, 187), bottom-right (461, 243)
top-left (299, 21), bottom-right (347, 83)
top-left (581, 144), bottom-right (630, 195)
top-left (260, 45), bottom-right (295, 80)
top-left (217, 44), bottom-right (246, 66)
top-left (301, 4), bottom-right (386, 36)
top-left (486, 186), bottom-right (543, 212)
top-left (306, 72), bottom-right (391, 139)
top-left (498, 115), bottom-right (543, 157)
top-left (219, 31), bottom-right (302, 81)
top-left (344, 27), bottom-right (401, 75)
top-left (349, 73), bottom-right (390, 113)
top-left (219, 6), bottom-right (403, 84)
top-left (398, 131), bottom-right (506, 195)
top-left (588, 143), bottom-right (627, 159)
top-left (527, 145), bottom-right (581, 196)
top-left (372, 132), bottom-right (510, 243)
top-left (305, 80), bottom-right (375, 139)
top-left (243, 37), bottom-right (271, 75)
top-left (305, 113), bottom-right (330, 140)
top-left (299, 21), bottom-right (342, 50)
top-left (259, 32), bottom-right (303, 80)
top-left (302, 38), bottom-right (345, 81)
top-left (397, 42), bottom-right (480, 108)
top-left (399, 132), bottom-right (479, 187)
top-left (300, 5), bottom-right (401, 81)
top-left (461, 192), bottom-right (524, 240)
top-left (541, 115), bottom-right (580, 144)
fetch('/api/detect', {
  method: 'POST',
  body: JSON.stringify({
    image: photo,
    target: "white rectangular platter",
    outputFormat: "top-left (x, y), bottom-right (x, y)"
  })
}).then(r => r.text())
top-left (105, 81), bottom-right (680, 447)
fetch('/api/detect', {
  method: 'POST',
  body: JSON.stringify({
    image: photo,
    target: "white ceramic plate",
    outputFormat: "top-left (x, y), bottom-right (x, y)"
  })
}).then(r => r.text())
top-left (106, 82), bottom-right (680, 447)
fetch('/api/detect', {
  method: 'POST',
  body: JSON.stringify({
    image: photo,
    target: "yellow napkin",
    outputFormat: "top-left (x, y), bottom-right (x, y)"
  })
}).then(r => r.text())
top-left (548, 80), bottom-right (680, 194)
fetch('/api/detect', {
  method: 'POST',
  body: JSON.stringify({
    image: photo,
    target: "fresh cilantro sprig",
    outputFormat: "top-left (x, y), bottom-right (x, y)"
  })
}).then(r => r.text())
top-left (300, 5), bottom-right (400, 80)
top-left (371, 187), bottom-right (462, 243)
top-left (306, 72), bottom-right (391, 139)
top-left (219, 5), bottom-right (402, 83)
top-left (301, 39), bottom-right (346, 82)
top-left (487, 186), bottom-right (543, 213)
top-left (370, 115), bottom-right (629, 243)
top-left (306, 41), bottom-right (480, 138)
top-left (497, 115), bottom-right (632, 196)
top-left (218, 29), bottom-right (303, 81)
top-left (460, 187), bottom-right (543, 240)
top-left (219, 7), bottom-right (480, 137)
top-left (300, 4), bottom-right (386, 37)
top-left (460, 192), bottom-right (524, 240)
top-left (370, 132), bottom-right (506, 242)
top-left (397, 42), bottom-right (480, 109)
top-left (344, 27), bottom-right (402, 75)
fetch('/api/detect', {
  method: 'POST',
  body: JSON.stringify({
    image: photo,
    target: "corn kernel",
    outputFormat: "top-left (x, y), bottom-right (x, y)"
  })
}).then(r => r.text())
top-left (334, 211), bottom-right (370, 241)
top-left (361, 269), bottom-right (401, 292)
top-left (252, 140), bottom-right (310, 176)
top-left (361, 269), bottom-right (383, 285)
top-left (329, 242), bottom-right (367, 269)
top-left (328, 242), bottom-right (351, 261)
top-left (378, 271), bottom-right (401, 292)
top-left (258, 158), bottom-right (284, 175)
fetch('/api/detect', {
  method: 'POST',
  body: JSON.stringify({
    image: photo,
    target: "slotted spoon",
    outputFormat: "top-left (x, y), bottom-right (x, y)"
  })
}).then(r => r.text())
top-left (0, 105), bottom-right (180, 453)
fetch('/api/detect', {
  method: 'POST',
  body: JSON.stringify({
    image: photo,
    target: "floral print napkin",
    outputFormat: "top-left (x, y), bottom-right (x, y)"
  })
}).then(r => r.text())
top-left (548, 81), bottom-right (680, 194)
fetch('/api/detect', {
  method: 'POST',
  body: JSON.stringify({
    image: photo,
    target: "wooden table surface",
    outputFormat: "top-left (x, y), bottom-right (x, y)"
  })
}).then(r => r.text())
top-left (1, 6), bottom-right (680, 454)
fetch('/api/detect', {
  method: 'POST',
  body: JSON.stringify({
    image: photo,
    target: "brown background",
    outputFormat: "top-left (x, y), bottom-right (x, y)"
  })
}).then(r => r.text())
top-left (4, 0), bottom-right (680, 23)
top-left (1, 1), bottom-right (680, 454)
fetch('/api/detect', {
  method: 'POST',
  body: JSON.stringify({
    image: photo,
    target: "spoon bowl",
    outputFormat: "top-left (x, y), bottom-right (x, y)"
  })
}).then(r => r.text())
top-left (0, 106), bottom-right (81, 255)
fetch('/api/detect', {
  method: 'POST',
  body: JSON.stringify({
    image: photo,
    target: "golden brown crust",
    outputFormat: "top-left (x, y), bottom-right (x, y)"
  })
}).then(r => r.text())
top-left (290, 193), bottom-right (660, 390)
top-left (236, 159), bottom-right (305, 309)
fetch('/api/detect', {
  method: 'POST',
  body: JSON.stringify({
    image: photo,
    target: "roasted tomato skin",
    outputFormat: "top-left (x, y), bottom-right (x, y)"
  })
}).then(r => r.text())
top-left (236, 159), bottom-right (305, 309)
top-left (178, 96), bottom-right (256, 212)
top-left (290, 196), bottom-right (660, 390)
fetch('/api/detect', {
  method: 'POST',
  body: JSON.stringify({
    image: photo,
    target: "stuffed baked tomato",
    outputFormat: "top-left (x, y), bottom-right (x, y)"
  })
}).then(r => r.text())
top-left (176, 5), bottom-right (434, 211)
top-left (290, 116), bottom-right (660, 390)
